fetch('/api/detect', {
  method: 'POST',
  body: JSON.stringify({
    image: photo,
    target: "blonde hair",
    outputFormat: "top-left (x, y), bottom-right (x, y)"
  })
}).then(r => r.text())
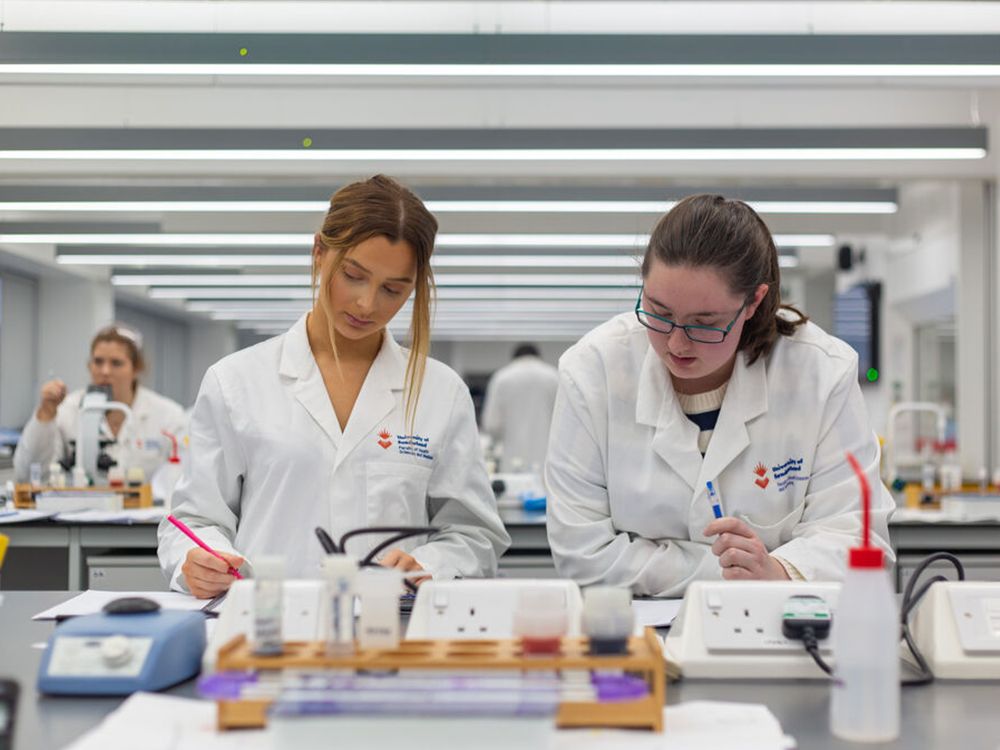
top-left (313, 175), bottom-right (438, 427)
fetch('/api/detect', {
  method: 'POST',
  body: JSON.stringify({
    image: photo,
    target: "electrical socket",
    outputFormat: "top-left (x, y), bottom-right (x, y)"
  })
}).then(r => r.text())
top-left (664, 581), bottom-right (842, 679)
top-left (406, 580), bottom-right (583, 640)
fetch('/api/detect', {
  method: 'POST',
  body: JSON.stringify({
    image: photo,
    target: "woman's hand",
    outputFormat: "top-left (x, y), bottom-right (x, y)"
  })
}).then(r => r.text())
top-left (181, 547), bottom-right (245, 599)
top-left (37, 379), bottom-right (67, 422)
top-left (379, 548), bottom-right (432, 587)
top-left (703, 517), bottom-right (790, 581)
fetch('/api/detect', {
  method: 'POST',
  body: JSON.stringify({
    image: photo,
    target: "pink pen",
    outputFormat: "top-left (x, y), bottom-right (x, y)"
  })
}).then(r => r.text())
top-left (167, 514), bottom-right (243, 579)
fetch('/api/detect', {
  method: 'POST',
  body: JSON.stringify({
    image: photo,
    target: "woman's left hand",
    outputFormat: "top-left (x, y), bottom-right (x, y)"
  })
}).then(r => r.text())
top-left (379, 548), bottom-right (432, 587)
top-left (702, 517), bottom-right (791, 581)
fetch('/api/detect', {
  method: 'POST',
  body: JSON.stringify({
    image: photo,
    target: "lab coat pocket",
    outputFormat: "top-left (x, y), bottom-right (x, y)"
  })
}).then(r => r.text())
top-left (365, 461), bottom-right (433, 527)
top-left (738, 501), bottom-right (806, 550)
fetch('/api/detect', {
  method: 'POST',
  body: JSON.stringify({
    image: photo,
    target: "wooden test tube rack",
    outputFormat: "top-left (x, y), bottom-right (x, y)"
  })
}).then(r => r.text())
top-left (213, 628), bottom-right (666, 732)
top-left (13, 482), bottom-right (153, 509)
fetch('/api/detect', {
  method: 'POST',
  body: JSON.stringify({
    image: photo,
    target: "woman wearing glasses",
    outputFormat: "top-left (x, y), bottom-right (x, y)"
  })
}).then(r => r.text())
top-left (14, 324), bottom-right (187, 485)
top-left (545, 194), bottom-right (894, 596)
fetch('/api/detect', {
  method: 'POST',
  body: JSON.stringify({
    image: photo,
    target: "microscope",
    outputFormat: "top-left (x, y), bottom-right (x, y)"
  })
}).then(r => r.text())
top-left (58, 385), bottom-right (133, 483)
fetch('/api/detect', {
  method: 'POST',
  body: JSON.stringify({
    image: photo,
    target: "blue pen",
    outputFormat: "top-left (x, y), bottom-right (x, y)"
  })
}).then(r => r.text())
top-left (706, 481), bottom-right (724, 519)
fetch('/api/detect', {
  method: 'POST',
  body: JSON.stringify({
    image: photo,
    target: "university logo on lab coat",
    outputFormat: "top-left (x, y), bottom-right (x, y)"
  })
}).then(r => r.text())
top-left (753, 462), bottom-right (770, 489)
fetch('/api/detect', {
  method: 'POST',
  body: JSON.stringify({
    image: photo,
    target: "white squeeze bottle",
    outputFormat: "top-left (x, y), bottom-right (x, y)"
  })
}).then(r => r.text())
top-left (830, 452), bottom-right (900, 742)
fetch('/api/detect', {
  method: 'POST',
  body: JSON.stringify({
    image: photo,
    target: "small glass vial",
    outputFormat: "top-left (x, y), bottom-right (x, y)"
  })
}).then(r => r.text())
top-left (357, 568), bottom-right (402, 650)
top-left (252, 555), bottom-right (285, 657)
top-left (582, 586), bottom-right (634, 655)
top-left (48, 462), bottom-right (66, 489)
top-left (321, 554), bottom-right (357, 656)
top-left (513, 588), bottom-right (568, 655)
top-left (126, 466), bottom-right (145, 487)
top-left (107, 466), bottom-right (125, 488)
top-left (71, 465), bottom-right (88, 488)
top-left (29, 462), bottom-right (43, 489)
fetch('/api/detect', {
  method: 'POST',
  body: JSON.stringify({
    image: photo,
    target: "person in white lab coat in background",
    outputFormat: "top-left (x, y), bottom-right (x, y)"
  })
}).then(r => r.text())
top-left (546, 194), bottom-right (894, 597)
top-left (14, 324), bottom-right (186, 484)
top-left (481, 343), bottom-right (559, 473)
top-left (158, 175), bottom-right (510, 598)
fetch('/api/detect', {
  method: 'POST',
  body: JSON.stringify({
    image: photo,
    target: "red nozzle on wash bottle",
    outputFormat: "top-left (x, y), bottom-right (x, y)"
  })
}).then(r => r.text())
top-left (845, 452), bottom-right (884, 569)
top-left (161, 430), bottom-right (180, 464)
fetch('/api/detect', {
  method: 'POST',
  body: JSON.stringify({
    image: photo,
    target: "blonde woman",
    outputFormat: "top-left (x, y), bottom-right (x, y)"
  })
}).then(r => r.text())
top-left (158, 175), bottom-right (510, 598)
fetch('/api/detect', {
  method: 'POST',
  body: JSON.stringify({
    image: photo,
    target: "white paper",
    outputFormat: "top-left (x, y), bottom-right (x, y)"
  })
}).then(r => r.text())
top-left (632, 598), bottom-right (683, 628)
top-left (552, 701), bottom-right (794, 750)
top-left (33, 589), bottom-right (206, 620)
top-left (0, 509), bottom-right (58, 524)
top-left (64, 692), bottom-right (273, 750)
top-left (53, 508), bottom-right (166, 524)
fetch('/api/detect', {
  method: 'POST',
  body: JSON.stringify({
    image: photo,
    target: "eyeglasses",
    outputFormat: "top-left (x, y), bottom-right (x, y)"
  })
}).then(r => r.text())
top-left (634, 288), bottom-right (747, 344)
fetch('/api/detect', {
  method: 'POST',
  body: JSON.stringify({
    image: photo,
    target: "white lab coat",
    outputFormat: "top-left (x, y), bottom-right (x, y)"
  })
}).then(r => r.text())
top-left (481, 355), bottom-right (560, 472)
top-left (545, 312), bottom-right (895, 597)
top-left (13, 385), bottom-right (187, 483)
top-left (158, 314), bottom-right (510, 591)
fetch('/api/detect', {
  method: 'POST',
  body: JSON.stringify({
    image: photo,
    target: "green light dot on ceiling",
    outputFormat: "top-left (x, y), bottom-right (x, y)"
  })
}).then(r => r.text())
top-left (866, 368), bottom-right (879, 382)
top-left (302, 137), bottom-right (313, 148)
top-left (239, 48), bottom-right (249, 57)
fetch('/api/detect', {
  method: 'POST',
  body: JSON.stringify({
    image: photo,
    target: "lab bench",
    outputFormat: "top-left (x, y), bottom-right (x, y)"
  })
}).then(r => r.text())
top-left (1, 591), bottom-right (997, 750)
top-left (0, 509), bottom-right (555, 591)
top-left (2, 512), bottom-right (998, 592)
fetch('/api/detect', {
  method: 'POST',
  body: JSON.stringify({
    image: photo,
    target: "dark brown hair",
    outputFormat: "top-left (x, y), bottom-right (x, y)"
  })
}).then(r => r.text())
top-left (641, 194), bottom-right (808, 365)
top-left (90, 324), bottom-right (146, 389)
top-left (313, 174), bottom-right (438, 426)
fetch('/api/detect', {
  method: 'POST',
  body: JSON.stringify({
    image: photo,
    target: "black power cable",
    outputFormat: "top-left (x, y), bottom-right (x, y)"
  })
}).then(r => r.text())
top-left (782, 552), bottom-right (966, 685)
top-left (898, 551), bottom-right (965, 686)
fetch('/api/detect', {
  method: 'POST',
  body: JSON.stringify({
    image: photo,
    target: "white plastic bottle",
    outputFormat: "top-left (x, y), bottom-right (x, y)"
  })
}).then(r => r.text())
top-left (322, 554), bottom-right (357, 656)
top-left (831, 454), bottom-right (900, 742)
top-left (252, 555), bottom-right (285, 656)
top-left (357, 567), bottom-right (402, 649)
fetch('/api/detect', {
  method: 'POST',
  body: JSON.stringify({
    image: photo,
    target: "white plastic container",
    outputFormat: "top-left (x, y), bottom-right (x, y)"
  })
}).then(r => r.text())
top-left (357, 567), bottom-right (402, 649)
top-left (322, 554), bottom-right (358, 655)
top-left (831, 454), bottom-right (900, 742)
top-left (252, 555), bottom-right (285, 656)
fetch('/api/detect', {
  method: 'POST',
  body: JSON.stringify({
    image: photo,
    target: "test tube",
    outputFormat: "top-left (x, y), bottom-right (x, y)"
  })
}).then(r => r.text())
top-left (322, 554), bottom-right (357, 656)
top-left (252, 555), bottom-right (285, 657)
top-left (513, 588), bottom-right (568, 655)
top-left (582, 586), bottom-right (634, 655)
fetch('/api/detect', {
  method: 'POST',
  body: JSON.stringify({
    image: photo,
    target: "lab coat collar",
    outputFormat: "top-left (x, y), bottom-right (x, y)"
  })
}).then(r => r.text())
top-left (279, 314), bottom-right (343, 448)
top-left (336, 329), bottom-right (407, 470)
top-left (278, 314), bottom-right (408, 466)
top-left (637, 344), bottom-right (769, 491)
top-left (637, 346), bottom-right (703, 490)
top-left (696, 350), bottom-right (768, 490)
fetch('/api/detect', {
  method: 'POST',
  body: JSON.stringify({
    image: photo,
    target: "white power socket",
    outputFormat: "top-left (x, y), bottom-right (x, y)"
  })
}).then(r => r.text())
top-left (663, 581), bottom-right (841, 679)
top-left (204, 579), bottom-right (327, 670)
top-left (910, 581), bottom-right (1000, 679)
top-left (405, 579), bottom-right (583, 640)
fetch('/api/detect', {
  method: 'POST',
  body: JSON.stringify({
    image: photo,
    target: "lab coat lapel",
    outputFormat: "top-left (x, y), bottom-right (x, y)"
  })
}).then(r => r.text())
top-left (334, 332), bottom-right (405, 472)
top-left (279, 315), bottom-right (343, 450)
top-left (636, 346), bottom-right (702, 490)
top-left (696, 353), bottom-right (768, 489)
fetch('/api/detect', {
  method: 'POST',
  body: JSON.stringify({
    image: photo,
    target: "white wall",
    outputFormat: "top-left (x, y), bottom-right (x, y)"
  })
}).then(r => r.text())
top-left (36, 275), bottom-right (114, 396)
top-left (188, 322), bottom-right (238, 405)
top-left (115, 302), bottom-right (192, 407)
top-left (0, 271), bottom-right (39, 428)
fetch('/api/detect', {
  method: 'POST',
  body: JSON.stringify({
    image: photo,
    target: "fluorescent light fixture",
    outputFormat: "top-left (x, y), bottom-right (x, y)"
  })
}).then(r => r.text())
top-left (111, 273), bottom-right (640, 288)
top-left (149, 287), bottom-right (639, 301)
top-left (26, 231), bottom-right (831, 248)
top-left (0, 199), bottom-right (896, 215)
top-left (3, 64), bottom-right (1000, 78)
top-left (0, 148), bottom-right (983, 161)
top-left (62, 253), bottom-right (641, 268)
